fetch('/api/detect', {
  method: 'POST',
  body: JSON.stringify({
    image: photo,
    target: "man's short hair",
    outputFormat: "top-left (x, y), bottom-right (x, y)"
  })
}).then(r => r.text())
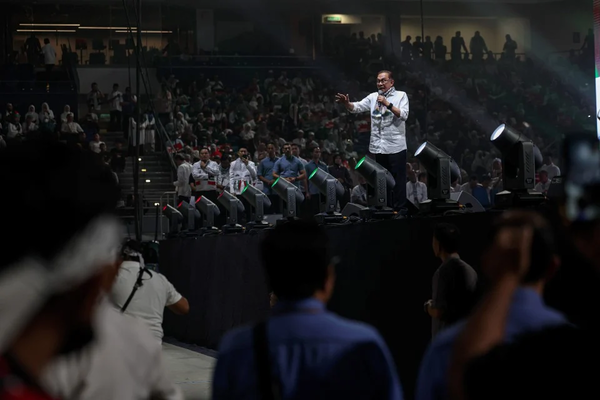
top-left (434, 223), bottom-right (461, 254)
top-left (174, 154), bottom-right (185, 162)
top-left (260, 220), bottom-right (331, 300)
top-left (377, 70), bottom-right (394, 81)
top-left (488, 211), bottom-right (556, 284)
top-left (291, 143), bottom-right (300, 148)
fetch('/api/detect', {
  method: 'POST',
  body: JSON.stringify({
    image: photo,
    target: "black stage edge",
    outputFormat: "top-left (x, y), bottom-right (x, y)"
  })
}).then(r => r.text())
top-left (160, 212), bottom-right (498, 398)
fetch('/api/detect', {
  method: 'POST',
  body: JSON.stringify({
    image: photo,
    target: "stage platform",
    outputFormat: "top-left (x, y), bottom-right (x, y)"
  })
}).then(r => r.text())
top-left (160, 211), bottom-right (498, 398)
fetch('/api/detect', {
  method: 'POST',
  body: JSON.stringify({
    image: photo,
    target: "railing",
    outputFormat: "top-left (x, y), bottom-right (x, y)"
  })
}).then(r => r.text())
top-left (156, 54), bottom-right (318, 70)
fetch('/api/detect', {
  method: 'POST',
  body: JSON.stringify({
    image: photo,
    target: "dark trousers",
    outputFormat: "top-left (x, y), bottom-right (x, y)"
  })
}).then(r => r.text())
top-left (177, 195), bottom-right (190, 204)
top-left (375, 150), bottom-right (407, 209)
top-left (122, 115), bottom-right (131, 140)
top-left (308, 193), bottom-right (322, 216)
top-left (110, 110), bottom-right (122, 132)
top-left (267, 194), bottom-right (280, 214)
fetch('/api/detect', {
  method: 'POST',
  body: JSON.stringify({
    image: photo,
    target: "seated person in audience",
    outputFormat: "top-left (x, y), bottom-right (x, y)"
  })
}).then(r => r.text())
top-left (351, 175), bottom-right (368, 206)
top-left (407, 169), bottom-right (428, 206)
top-left (61, 112), bottom-right (84, 142)
top-left (7, 113), bottom-right (23, 140)
top-left (534, 170), bottom-right (551, 194)
top-left (25, 104), bottom-right (38, 124)
top-left (23, 114), bottom-right (39, 135)
top-left (472, 175), bottom-right (492, 208)
top-left (38, 102), bottom-right (56, 132)
top-left (213, 220), bottom-right (403, 400)
top-left (60, 104), bottom-right (71, 124)
top-left (89, 134), bottom-right (104, 154)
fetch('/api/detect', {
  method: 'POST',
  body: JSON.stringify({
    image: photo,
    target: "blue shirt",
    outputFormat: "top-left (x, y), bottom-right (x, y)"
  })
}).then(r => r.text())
top-left (273, 156), bottom-right (305, 189)
top-left (415, 288), bottom-right (567, 400)
top-left (257, 156), bottom-right (279, 195)
top-left (472, 186), bottom-right (491, 208)
top-left (305, 160), bottom-right (329, 195)
top-left (213, 298), bottom-right (404, 400)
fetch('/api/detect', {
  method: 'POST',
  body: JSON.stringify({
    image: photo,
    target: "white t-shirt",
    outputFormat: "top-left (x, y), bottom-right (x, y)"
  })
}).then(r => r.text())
top-left (42, 299), bottom-right (182, 400)
top-left (110, 91), bottom-right (123, 112)
top-left (42, 44), bottom-right (56, 65)
top-left (110, 261), bottom-right (183, 340)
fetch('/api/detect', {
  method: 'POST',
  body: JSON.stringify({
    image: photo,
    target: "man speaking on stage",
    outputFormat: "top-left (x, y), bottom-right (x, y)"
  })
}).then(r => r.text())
top-left (336, 70), bottom-right (409, 210)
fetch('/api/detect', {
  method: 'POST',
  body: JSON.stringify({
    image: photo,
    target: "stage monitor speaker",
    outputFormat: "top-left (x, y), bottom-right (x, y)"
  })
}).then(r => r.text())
top-left (450, 191), bottom-right (485, 213)
top-left (341, 203), bottom-right (369, 218)
top-left (547, 176), bottom-right (564, 198)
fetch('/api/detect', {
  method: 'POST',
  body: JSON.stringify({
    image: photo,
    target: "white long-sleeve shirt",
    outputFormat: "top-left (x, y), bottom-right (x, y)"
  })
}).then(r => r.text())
top-left (349, 88), bottom-right (409, 154)
top-left (229, 158), bottom-right (257, 194)
top-left (192, 160), bottom-right (220, 192)
top-left (175, 162), bottom-right (193, 197)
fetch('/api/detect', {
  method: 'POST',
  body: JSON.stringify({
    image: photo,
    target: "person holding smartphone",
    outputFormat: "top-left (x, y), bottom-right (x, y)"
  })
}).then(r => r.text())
top-left (229, 147), bottom-right (257, 195)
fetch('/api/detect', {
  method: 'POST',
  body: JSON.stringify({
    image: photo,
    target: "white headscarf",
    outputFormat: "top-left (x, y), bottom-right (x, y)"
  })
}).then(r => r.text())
top-left (0, 216), bottom-right (122, 352)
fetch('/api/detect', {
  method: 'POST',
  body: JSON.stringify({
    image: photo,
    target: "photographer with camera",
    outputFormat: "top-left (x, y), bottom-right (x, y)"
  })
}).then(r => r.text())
top-left (110, 240), bottom-right (189, 342)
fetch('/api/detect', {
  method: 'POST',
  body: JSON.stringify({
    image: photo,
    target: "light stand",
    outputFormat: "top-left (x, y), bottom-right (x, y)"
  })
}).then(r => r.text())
top-left (354, 156), bottom-right (396, 219)
top-left (490, 124), bottom-right (544, 208)
top-left (240, 184), bottom-right (272, 230)
top-left (162, 204), bottom-right (183, 238)
top-left (217, 190), bottom-right (245, 234)
top-left (177, 200), bottom-right (201, 235)
top-left (194, 196), bottom-right (221, 235)
top-left (308, 167), bottom-right (347, 224)
top-left (414, 142), bottom-right (461, 214)
top-left (271, 177), bottom-right (304, 222)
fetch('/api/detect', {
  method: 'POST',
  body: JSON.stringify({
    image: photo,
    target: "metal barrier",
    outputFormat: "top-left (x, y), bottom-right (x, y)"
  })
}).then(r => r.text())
top-left (157, 191), bottom-right (177, 240)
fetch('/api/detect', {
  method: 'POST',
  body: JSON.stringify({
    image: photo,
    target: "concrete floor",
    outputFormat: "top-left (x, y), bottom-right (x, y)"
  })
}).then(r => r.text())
top-left (162, 343), bottom-right (216, 400)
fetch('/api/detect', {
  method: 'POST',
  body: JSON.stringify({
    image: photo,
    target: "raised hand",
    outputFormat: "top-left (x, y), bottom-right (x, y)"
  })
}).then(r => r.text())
top-left (335, 93), bottom-right (350, 104)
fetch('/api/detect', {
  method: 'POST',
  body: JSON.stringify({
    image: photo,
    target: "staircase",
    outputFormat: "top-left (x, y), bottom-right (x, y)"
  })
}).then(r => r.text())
top-left (100, 131), bottom-right (175, 206)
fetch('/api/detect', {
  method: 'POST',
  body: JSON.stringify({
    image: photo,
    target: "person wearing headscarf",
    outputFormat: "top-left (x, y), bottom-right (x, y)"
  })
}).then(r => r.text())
top-left (0, 140), bottom-right (121, 399)
top-left (25, 105), bottom-right (38, 124)
top-left (60, 104), bottom-right (72, 124)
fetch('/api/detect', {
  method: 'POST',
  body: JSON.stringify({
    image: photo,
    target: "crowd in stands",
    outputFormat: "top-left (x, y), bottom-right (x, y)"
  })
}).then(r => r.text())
top-left (154, 28), bottom-right (592, 209)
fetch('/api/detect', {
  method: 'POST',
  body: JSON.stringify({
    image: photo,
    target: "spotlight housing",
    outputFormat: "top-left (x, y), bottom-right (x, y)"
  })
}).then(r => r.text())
top-left (414, 142), bottom-right (461, 213)
top-left (271, 177), bottom-right (304, 219)
top-left (354, 156), bottom-right (395, 209)
top-left (490, 124), bottom-right (544, 207)
top-left (217, 190), bottom-right (245, 232)
top-left (309, 168), bottom-right (344, 212)
top-left (308, 168), bottom-right (347, 223)
top-left (240, 184), bottom-right (272, 229)
top-left (194, 195), bottom-right (220, 232)
top-left (177, 201), bottom-right (201, 232)
top-left (162, 204), bottom-right (183, 236)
